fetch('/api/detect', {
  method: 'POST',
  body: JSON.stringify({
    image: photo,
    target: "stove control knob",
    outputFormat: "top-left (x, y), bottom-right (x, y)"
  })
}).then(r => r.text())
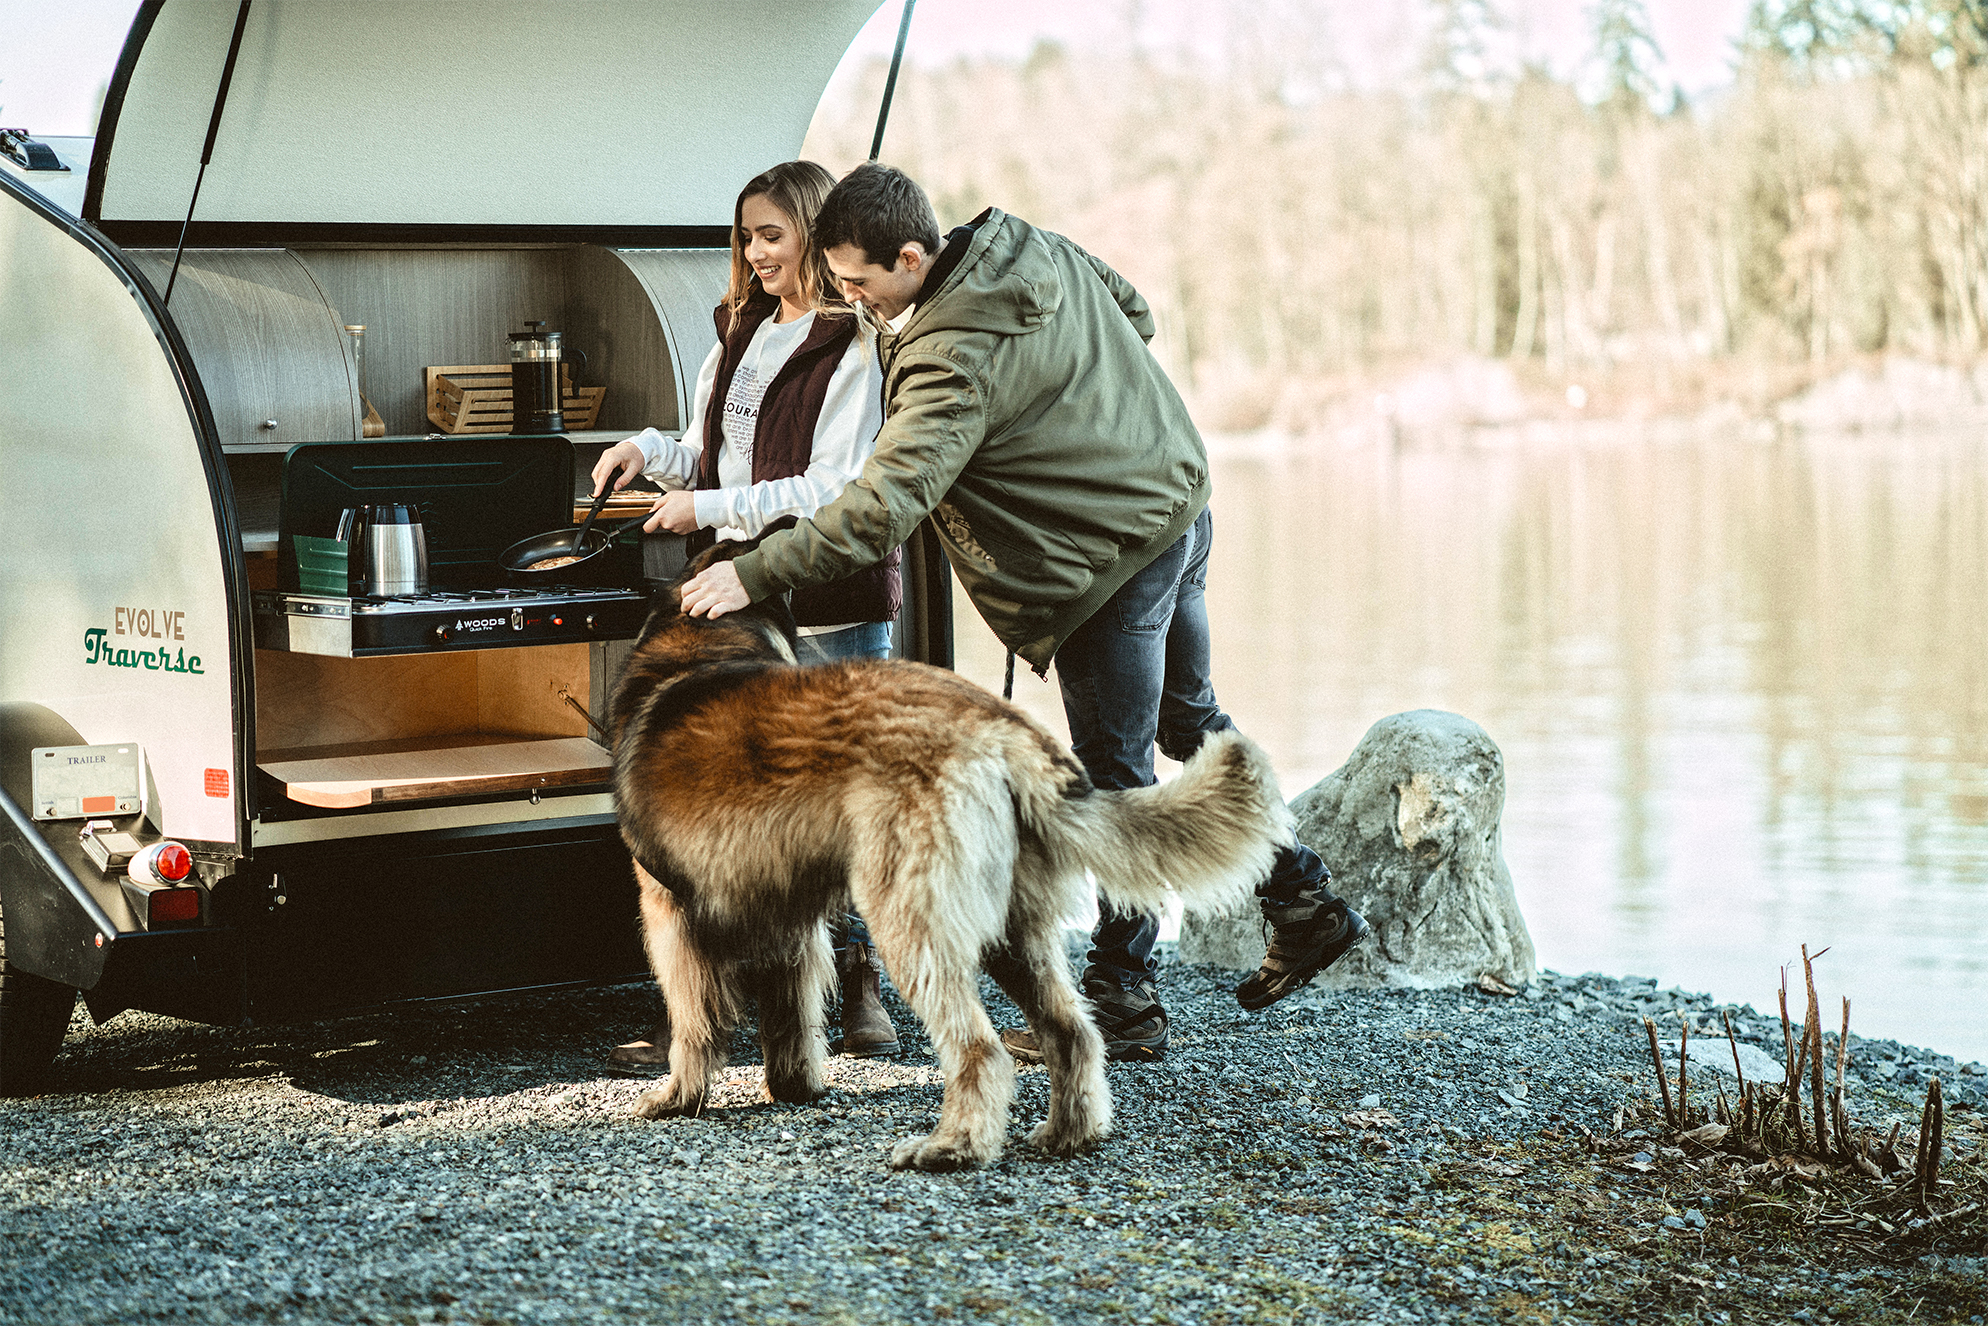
top-left (433, 623), bottom-right (453, 645)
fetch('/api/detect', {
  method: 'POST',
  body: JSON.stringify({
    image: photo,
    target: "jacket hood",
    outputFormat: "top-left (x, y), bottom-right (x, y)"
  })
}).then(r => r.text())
top-left (891, 209), bottom-right (1061, 343)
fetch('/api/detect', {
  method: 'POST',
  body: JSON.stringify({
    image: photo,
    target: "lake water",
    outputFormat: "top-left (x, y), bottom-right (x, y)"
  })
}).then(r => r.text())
top-left (952, 425), bottom-right (1988, 1066)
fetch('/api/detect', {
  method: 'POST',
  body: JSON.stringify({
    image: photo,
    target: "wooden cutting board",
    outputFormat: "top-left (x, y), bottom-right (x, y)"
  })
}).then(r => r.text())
top-left (260, 734), bottom-right (612, 809)
top-left (572, 490), bottom-right (661, 522)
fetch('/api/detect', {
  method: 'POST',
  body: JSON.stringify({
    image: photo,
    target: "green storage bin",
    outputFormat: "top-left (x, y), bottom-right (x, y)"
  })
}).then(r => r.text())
top-left (293, 535), bottom-right (350, 596)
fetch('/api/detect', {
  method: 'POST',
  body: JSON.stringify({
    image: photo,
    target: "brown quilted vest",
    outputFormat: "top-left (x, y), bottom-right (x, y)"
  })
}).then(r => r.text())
top-left (697, 295), bottom-right (901, 627)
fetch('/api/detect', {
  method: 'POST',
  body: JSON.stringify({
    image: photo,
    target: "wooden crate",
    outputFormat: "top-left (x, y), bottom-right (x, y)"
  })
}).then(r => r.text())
top-left (426, 363), bottom-right (605, 434)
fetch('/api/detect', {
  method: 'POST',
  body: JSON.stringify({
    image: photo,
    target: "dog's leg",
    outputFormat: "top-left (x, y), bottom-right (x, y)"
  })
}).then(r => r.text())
top-left (867, 922), bottom-right (1014, 1171)
top-left (630, 873), bottom-right (731, 1119)
top-left (988, 924), bottom-right (1113, 1157)
top-left (850, 776), bottom-right (1020, 1170)
top-left (756, 921), bottom-right (832, 1104)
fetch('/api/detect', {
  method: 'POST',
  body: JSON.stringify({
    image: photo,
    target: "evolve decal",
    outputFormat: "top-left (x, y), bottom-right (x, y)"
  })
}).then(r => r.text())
top-left (83, 603), bottom-right (203, 673)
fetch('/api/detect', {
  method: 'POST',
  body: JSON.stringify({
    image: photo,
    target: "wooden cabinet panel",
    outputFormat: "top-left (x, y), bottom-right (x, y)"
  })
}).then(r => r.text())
top-left (126, 248), bottom-right (359, 449)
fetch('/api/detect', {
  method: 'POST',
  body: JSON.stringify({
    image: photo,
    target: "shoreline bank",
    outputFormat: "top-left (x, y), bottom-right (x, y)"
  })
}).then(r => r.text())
top-left (0, 954), bottom-right (1981, 1324)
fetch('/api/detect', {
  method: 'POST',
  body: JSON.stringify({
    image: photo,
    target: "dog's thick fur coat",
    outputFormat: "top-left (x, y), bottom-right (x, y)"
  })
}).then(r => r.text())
top-left (611, 568), bottom-right (1293, 1170)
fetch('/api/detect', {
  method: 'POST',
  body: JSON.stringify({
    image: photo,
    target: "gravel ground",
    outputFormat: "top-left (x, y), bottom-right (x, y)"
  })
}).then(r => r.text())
top-left (2, 944), bottom-right (1985, 1326)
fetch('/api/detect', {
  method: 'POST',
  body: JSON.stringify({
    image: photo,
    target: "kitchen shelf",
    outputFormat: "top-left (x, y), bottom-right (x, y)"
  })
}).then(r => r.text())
top-left (258, 733), bottom-right (611, 809)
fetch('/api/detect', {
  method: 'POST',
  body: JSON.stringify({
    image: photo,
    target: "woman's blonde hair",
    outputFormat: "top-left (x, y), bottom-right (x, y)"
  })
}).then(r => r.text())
top-left (722, 160), bottom-right (846, 334)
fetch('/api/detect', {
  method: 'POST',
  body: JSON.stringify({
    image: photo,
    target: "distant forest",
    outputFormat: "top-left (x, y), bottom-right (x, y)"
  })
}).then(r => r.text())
top-left (806, 0), bottom-right (1988, 422)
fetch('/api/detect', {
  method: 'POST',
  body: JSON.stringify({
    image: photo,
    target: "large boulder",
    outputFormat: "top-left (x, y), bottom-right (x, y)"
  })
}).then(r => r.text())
top-left (1181, 710), bottom-right (1535, 990)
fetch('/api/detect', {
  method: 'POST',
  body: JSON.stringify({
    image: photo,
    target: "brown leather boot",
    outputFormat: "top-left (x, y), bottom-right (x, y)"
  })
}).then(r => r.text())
top-left (837, 941), bottom-right (900, 1058)
top-left (606, 1012), bottom-right (671, 1075)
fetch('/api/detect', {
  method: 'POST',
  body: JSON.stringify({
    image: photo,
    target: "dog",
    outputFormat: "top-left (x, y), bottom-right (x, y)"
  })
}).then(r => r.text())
top-left (610, 549), bottom-right (1294, 1171)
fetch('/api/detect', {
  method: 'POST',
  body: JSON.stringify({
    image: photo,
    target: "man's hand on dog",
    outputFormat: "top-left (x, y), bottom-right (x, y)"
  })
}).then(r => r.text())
top-left (680, 560), bottom-right (749, 618)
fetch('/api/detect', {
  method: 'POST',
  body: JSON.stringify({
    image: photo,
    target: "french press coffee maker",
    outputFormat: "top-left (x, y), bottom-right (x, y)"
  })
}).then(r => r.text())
top-left (508, 320), bottom-right (566, 434)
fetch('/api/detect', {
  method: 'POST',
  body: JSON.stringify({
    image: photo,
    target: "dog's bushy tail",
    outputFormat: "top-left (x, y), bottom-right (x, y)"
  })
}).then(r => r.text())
top-left (1019, 729), bottom-right (1292, 919)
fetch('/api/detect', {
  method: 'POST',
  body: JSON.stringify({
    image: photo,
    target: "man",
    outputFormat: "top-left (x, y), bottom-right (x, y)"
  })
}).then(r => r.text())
top-left (678, 163), bottom-right (1368, 1060)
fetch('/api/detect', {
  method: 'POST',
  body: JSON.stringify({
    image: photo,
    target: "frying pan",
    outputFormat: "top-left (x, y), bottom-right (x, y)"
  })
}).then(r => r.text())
top-left (497, 511), bottom-right (648, 580)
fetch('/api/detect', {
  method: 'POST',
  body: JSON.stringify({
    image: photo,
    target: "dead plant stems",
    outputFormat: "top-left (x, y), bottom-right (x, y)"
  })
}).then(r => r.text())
top-left (1644, 1017), bottom-right (1676, 1127)
top-left (1802, 945), bottom-right (1830, 1159)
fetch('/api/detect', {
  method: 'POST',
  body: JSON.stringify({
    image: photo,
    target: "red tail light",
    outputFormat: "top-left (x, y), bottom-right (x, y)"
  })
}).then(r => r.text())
top-left (130, 840), bottom-right (193, 885)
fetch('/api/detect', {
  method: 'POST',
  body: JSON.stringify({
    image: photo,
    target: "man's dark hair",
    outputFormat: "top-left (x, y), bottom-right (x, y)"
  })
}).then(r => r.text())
top-left (815, 163), bottom-right (942, 270)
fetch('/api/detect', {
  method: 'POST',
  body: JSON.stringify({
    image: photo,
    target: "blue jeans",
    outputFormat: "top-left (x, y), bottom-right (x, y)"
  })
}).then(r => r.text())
top-left (798, 619), bottom-right (893, 952)
top-left (796, 620), bottom-right (894, 664)
top-left (1054, 507), bottom-right (1340, 992)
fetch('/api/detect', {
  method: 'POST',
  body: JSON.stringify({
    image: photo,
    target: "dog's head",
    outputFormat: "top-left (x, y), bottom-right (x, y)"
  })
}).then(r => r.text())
top-left (635, 539), bottom-right (799, 664)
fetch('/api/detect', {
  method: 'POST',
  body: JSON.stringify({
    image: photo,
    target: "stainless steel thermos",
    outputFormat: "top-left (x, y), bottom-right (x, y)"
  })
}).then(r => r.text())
top-left (336, 503), bottom-right (429, 596)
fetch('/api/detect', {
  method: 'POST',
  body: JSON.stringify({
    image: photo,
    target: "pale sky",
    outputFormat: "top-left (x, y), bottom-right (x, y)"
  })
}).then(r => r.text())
top-left (3, 0), bottom-right (1753, 137)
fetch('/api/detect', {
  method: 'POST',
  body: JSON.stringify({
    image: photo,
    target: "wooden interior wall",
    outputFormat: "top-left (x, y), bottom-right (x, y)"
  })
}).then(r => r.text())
top-left (141, 244), bottom-right (730, 548)
top-left (296, 246), bottom-right (725, 438)
top-left (254, 645), bottom-right (591, 753)
top-left (297, 249), bottom-right (571, 436)
top-left (474, 645), bottom-right (593, 741)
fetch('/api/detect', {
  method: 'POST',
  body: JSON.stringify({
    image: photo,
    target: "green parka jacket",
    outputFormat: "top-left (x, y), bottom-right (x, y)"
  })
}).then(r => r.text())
top-left (730, 208), bottom-right (1211, 671)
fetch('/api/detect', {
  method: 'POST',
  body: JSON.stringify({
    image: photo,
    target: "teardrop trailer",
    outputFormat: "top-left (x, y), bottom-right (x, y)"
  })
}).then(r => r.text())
top-left (0, 0), bottom-right (950, 1095)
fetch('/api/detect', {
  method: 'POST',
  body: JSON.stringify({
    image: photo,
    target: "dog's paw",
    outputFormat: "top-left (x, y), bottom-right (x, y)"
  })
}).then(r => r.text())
top-left (1027, 1118), bottom-right (1107, 1158)
top-left (761, 1071), bottom-right (827, 1106)
top-left (887, 1133), bottom-right (988, 1172)
top-left (632, 1086), bottom-right (704, 1119)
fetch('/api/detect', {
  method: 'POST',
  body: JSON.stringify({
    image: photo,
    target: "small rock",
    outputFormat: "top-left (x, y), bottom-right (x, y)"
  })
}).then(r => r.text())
top-left (1659, 1038), bottom-right (1786, 1084)
top-left (1661, 1216), bottom-right (1687, 1230)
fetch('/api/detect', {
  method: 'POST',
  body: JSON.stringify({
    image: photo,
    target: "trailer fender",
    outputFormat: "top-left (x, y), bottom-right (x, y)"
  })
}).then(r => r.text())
top-left (0, 703), bottom-right (118, 989)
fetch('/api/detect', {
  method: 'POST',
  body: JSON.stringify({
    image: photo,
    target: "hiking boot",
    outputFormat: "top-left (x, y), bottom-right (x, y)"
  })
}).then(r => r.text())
top-left (837, 940), bottom-right (900, 1058)
top-left (1001, 975), bottom-right (1169, 1063)
top-left (606, 1013), bottom-right (671, 1076)
top-left (1235, 901), bottom-right (1372, 1011)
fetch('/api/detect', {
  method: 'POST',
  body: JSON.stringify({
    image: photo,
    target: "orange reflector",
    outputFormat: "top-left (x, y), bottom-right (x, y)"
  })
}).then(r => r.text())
top-left (149, 888), bottom-right (201, 924)
top-left (152, 842), bottom-right (192, 882)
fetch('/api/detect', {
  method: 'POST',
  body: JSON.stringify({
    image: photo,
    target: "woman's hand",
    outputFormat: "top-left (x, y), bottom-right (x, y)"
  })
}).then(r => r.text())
top-left (679, 560), bottom-right (749, 619)
top-left (590, 441), bottom-right (646, 498)
top-left (642, 490), bottom-right (701, 535)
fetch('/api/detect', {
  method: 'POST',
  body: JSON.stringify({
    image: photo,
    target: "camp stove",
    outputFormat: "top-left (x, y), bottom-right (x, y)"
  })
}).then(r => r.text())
top-left (253, 584), bottom-right (649, 657)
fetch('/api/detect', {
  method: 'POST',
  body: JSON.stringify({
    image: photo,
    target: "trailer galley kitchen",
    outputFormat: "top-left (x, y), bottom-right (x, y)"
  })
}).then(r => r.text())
top-left (0, 0), bottom-right (950, 1094)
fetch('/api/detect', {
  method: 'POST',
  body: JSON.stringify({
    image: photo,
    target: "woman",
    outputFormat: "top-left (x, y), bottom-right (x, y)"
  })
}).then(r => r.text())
top-left (592, 160), bottom-right (902, 1071)
top-left (591, 159), bottom-right (900, 664)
